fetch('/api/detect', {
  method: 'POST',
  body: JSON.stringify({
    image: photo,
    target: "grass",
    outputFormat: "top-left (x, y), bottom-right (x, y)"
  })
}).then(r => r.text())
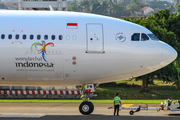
top-left (94, 86), bottom-right (179, 100)
top-left (116, 79), bottom-right (174, 86)
top-left (0, 99), bottom-right (170, 103)
top-left (94, 79), bottom-right (180, 99)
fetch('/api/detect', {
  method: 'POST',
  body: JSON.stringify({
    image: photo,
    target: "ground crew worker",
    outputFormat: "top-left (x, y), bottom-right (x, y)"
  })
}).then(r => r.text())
top-left (80, 92), bottom-right (87, 101)
top-left (114, 93), bottom-right (121, 116)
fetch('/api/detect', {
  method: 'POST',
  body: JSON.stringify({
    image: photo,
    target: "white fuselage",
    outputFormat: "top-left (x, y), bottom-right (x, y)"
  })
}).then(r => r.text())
top-left (0, 11), bottom-right (177, 86)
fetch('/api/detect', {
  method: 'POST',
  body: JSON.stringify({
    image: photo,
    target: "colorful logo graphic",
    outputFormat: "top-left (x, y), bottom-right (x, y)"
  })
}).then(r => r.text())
top-left (31, 41), bottom-right (54, 62)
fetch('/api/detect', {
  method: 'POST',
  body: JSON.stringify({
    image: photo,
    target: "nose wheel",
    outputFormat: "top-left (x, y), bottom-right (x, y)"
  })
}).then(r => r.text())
top-left (79, 101), bottom-right (94, 115)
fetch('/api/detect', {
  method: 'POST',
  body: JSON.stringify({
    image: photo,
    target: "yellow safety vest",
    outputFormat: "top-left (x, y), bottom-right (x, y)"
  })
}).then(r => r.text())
top-left (81, 95), bottom-right (86, 101)
top-left (114, 96), bottom-right (120, 105)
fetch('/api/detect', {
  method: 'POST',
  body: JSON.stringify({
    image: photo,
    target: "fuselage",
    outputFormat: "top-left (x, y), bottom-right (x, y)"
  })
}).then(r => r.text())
top-left (0, 10), bottom-right (177, 86)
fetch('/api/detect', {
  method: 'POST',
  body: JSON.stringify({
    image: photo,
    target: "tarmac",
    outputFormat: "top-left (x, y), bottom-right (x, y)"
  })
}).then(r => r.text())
top-left (0, 103), bottom-right (179, 120)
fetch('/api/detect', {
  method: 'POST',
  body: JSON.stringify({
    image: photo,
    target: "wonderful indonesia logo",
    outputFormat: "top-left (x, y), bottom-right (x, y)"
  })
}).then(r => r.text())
top-left (15, 41), bottom-right (55, 68)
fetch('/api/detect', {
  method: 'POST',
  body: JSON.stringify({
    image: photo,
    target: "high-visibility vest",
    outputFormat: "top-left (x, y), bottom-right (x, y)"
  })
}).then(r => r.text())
top-left (81, 95), bottom-right (86, 101)
top-left (114, 96), bottom-right (120, 105)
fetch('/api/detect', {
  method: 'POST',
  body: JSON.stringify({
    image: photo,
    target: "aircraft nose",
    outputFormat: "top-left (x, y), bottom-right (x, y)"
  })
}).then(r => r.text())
top-left (162, 43), bottom-right (177, 64)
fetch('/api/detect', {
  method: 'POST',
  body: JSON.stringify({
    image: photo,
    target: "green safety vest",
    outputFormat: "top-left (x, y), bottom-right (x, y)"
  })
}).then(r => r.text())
top-left (114, 96), bottom-right (120, 105)
top-left (81, 95), bottom-right (86, 101)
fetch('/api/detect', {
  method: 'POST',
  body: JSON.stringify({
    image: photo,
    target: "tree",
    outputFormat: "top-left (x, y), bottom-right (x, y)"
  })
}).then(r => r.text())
top-left (176, 4), bottom-right (180, 13)
top-left (121, 0), bottom-right (131, 6)
top-left (112, 2), bottom-right (129, 16)
top-left (174, 0), bottom-right (180, 7)
top-left (100, 1), bottom-right (109, 15)
top-left (108, 0), bottom-right (114, 15)
top-left (146, 11), bottom-right (155, 17)
top-left (126, 0), bottom-right (142, 16)
top-left (147, 0), bottom-right (172, 11)
top-left (172, 62), bottom-right (180, 89)
top-left (91, 2), bottom-right (102, 14)
top-left (68, 2), bottom-right (80, 12)
top-left (80, 0), bottom-right (91, 12)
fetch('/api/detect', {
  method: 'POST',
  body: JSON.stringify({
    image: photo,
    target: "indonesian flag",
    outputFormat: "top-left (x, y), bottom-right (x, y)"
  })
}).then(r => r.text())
top-left (67, 23), bottom-right (78, 29)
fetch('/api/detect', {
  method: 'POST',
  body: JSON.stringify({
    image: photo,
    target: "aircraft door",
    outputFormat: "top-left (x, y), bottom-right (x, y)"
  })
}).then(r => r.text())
top-left (86, 24), bottom-right (104, 53)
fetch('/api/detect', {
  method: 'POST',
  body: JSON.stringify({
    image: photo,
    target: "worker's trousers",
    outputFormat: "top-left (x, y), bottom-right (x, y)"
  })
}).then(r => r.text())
top-left (114, 105), bottom-right (119, 116)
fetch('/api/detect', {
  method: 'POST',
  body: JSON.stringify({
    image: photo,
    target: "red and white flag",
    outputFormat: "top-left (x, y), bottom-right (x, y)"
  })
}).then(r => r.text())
top-left (67, 23), bottom-right (78, 29)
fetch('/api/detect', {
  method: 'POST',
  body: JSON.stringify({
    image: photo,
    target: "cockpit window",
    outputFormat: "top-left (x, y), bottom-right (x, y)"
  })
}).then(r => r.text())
top-left (131, 33), bottom-right (140, 41)
top-left (148, 34), bottom-right (159, 41)
top-left (141, 33), bottom-right (149, 41)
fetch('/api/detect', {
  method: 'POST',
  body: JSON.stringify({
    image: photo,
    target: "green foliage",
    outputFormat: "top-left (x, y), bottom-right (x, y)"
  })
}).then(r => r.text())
top-left (126, 0), bottom-right (142, 16)
top-left (121, 0), bottom-right (131, 6)
top-left (174, 0), bottom-right (180, 8)
top-left (172, 62), bottom-right (180, 89)
top-left (67, 0), bottom-right (135, 16)
top-left (146, 11), bottom-right (155, 17)
top-left (124, 8), bottom-right (180, 90)
top-left (147, 0), bottom-right (171, 11)
top-left (67, 0), bottom-right (175, 16)
top-left (80, 0), bottom-right (91, 12)
top-left (68, 2), bottom-right (80, 12)
top-left (91, 2), bottom-right (102, 14)
top-left (177, 4), bottom-right (180, 13)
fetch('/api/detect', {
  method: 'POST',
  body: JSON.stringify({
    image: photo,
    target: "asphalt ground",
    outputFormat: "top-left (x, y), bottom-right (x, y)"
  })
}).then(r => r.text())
top-left (0, 103), bottom-right (178, 120)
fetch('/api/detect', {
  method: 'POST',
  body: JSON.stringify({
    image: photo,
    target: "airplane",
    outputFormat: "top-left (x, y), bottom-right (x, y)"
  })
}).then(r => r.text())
top-left (0, 10), bottom-right (177, 115)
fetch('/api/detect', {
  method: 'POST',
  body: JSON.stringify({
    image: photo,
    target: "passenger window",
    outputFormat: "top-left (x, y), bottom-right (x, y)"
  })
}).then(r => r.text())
top-left (22, 35), bottom-right (26, 40)
top-left (131, 33), bottom-right (140, 41)
top-left (1, 34), bottom-right (5, 39)
top-left (52, 35), bottom-right (55, 40)
top-left (44, 35), bottom-right (48, 40)
top-left (30, 35), bottom-right (34, 40)
top-left (37, 35), bottom-right (41, 40)
top-left (59, 35), bottom-right (63, 40)
top-left (15, 34), bottom-right (19, 39)
top-left (141, 33), bottom-right (149, 41)
top-left (8, 34), bottom-right (12, 39)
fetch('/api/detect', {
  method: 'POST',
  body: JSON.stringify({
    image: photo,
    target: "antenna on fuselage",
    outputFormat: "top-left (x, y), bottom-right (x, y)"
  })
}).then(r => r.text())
top-left (49, 5), bottom-right (54, 11)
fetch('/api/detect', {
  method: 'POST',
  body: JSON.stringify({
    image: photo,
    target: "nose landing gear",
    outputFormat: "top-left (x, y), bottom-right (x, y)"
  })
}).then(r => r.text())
top-left (78, 84), bottom-right (97, 115)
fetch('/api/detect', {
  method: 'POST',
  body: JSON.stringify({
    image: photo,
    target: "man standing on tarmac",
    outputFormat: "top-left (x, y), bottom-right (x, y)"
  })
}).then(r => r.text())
top-left (114, 93), bottom-right (121, 116)
top-left (80, 92), bottom-right (89, 101)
